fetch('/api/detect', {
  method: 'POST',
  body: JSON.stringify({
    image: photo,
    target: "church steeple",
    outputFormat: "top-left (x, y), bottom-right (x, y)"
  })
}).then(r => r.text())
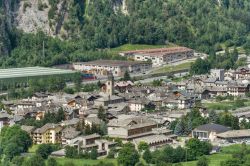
top-left (106, 72), bottom-right (114, 96)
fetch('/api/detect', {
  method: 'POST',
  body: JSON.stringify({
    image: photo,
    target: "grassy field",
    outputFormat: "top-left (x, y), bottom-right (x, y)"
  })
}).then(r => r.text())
top-left (28, 144), bottom-right (40, 153)
top-left (204, 101), bottom-right (236, 110)
top-left (221, 144), bottom-right (250, 154)
top-left (204, 99), bottom-right (250, 110)
top-left (183, 144), bottom-right (250, 166)
top-left (151, 61), bottom-right (192, 74)
top-left (110, 43), bottom-right (176, 52)
top-left (182, 153), bottom-right (232, 166)
top-left (53, 158), bottom-right (117, 166)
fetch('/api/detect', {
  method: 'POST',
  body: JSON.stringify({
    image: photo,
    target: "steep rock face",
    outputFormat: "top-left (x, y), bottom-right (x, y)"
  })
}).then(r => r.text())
top-left (15, 0), bottom-right (51, 34)
top-left (14, 0), bottom-right (69, 36)
top-left (0, 0), bottom-right (18, 56)
top-left (9, 0), bottom-right (127, 36)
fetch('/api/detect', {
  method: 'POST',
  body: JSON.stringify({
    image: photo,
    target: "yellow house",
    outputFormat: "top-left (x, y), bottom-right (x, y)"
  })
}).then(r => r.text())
top-left (32, 123), bottom-right (63, 144)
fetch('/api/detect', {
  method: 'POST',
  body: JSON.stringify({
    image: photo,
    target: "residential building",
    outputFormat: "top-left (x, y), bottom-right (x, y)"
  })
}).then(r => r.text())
top-left (107, 116), bottom-right (157, 140)
top-left (61, 127), bottom-right (81, 146)
top-left (127, 98), bottom-right (154, 112)
top-left (235, 67), bottom-right (250, 80)
top-left (32, 123), bottom-right (63, 144)
top-left (192, 123), bottom-right (231, 142)
top-left (216, 129), bottom-right (250, 143)
top-left (227, 82), bottom-right (250, 97)
top-left (0, 112), bottom-right (12, 131)
top-left (163, 90), bottom-right (194, 109)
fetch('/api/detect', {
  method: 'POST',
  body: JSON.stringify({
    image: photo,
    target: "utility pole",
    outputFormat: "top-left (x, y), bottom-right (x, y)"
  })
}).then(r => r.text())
top-left (43, 40), bottom-right (45, 59)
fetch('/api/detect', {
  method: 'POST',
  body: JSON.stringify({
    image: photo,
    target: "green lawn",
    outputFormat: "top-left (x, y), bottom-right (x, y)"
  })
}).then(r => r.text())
top-left (151, 61), bottom-right (192, 74)
top-left (53, 158), bottom-right (117, 166)
top-left (204, 99), bottom-right (250, 110)
top-left (110, 43), bottom-right (176, 52)
top-left (182, 144), bottom-right (250, 166)
top-left (182, 153), bottom-right (232, 166)
top-left (204, 101), bottom-right (236, 110)
top-left (221, 144), bottom-right (250, 154)
top-left (28, 144), bottom-right (40, 153)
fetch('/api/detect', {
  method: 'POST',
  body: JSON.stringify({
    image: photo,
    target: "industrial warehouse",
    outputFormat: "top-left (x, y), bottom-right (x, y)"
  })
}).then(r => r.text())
top-left (119, 46), bottom-right (194, 66)
top-left (0, 67), bottom-right (77, 88)
top-left (73, 60), bottom-right (152, 77)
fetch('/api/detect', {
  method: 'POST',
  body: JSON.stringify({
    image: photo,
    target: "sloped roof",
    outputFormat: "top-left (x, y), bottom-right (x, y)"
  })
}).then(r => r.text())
top-left (217, 129), bottom-right (250, 138)
top-left (194, 123), bottom-right (230, 133)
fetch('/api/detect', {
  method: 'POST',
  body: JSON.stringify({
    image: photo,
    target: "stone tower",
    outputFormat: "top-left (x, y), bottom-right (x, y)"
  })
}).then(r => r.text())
top-left (106, 72), bottom-right (114, 96)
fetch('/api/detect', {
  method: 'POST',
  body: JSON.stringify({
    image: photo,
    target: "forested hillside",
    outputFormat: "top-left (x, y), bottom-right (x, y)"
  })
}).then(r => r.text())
top-left (1, 0), bottom-right (250, 67)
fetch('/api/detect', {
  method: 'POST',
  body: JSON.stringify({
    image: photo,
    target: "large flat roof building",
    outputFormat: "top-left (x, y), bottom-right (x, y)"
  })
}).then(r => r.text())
top-left (73, 60), bottom-right (152, 77)
top-left (0, 67), bottom-right (75, 79)
top-left (0, 67), bottom-right (77, 88)
top-left (120, 47), bottom-right (194, 66)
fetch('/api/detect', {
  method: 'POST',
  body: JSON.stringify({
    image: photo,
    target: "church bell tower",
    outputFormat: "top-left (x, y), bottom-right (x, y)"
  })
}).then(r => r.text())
top-left (106, 72), bottom-right (114, 96)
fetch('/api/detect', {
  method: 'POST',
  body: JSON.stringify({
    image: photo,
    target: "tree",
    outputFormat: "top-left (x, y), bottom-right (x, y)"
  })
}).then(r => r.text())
top-left (173, 146), bottom-right (186, 163)
top-left (65, 146), bottom-right (78, 158)
top-left (97, 106), bottom-right (107, 122)
top-left (138, 142), bottom-right (149, 152)
top-left (90, 148), bottom-right (98, 160)
top-left (56, 107), bottom-right (65, 122)
top-left (0, 125), bottom-right (32, 159)
top-left (107, 147), bottom-right (116, 159)
top-left (3, 143), bottom-right (23, 160)
top-left (162, 145), bottom-right (174, 163)
top-left (208, 110), bottom-right (218, 123)
top-left (220, 158), bottom-right (242, 166)
top-left (186, 117), bottom-right (192, 135)
top-left (186, 138), bottom-right (212, 160)
top-left (235, 99), bottom-right (245, 108)
top-left (22, 154), bottom-right (45, 166)
top-left (99, 121), bottom-right (108, 135)
top-left (190, 58), bottom-right (211, 75)
top-left (152, 79), bottom-right (162, 87)
top-left (197, 156), bottom-right (209, 166)
top-left (174, 118), bottom-right (186, 136)
top-left (143, 148), bottom-right (152, 164)
top-left (12, 156), bottom-right (25, 166)
top-left (123, 70), bottom-right (131, 81)
top-left (118, 143), bottom-right (140, 166)
top-left (73, 72), bottom-right (82, 91)
top-left (36, 144), bottom-right (53, 159)
top-left (47, 157), bottom-right (58, 166)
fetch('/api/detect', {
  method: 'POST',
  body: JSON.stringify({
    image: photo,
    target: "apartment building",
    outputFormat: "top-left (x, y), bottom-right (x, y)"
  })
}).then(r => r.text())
top-left (32, 123), bottom-right (63, 144)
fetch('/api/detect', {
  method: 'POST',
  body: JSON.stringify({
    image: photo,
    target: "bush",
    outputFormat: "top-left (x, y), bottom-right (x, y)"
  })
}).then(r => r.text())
top-left (47, 157), bottom-right (58, 166)
top-left (90, 148), bottom-right (98, 160)
top-left (197, 156), bottom-right (209, 166)
top-left (65, 146), bottom-right (78, 158)
top-left (36, 144), bottom-right (53, 159)
top-left (64, 87), bottom-right (75, 94)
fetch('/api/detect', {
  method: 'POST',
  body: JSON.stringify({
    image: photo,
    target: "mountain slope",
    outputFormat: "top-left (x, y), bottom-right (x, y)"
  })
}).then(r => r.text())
top-left (0, 0), bottom-right (250, 66)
